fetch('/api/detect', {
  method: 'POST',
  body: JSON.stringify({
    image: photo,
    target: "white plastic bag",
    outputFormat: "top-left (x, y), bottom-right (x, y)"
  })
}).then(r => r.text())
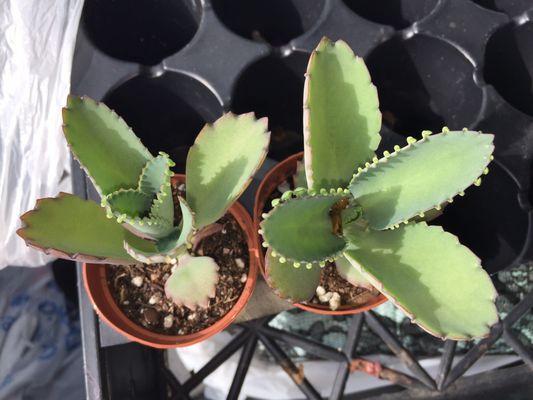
top-left (0, 0), bottom-right (84, 269)
top-left (0, 265), bottom-right (84, 400)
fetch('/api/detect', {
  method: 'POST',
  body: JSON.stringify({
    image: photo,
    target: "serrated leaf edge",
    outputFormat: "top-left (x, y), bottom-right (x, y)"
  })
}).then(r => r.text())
top-left (348, 129), bottom-right (494, 230)
top-left (186, 112), bottom-right (270, 228)
top-left (17, 192), bottom-right (136, 265)
top-left (303, 37), bottom-right (381, 189)
top-left (260, 189), bottom-right (349, 265)
top-left (343, 223), bottom-right (499, 340)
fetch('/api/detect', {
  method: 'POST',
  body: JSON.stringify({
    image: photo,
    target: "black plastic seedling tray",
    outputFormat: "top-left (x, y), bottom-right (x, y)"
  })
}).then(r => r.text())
top-left (70, 0), bottom-right (533, 398)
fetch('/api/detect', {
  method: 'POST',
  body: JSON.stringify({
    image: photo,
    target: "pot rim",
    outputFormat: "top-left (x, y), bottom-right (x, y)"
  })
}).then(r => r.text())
top-left (83, 174), bottom-right (259, 348)
top-left (253, 152), bottom-right (387, 315)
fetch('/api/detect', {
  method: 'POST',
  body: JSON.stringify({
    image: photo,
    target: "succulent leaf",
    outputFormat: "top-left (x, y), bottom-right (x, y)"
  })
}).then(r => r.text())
top-left (260, 192), bottom-right (347, 263)
top-left (164, 254), bottom-right (219, 309)
top-left (105, 189), bottom-right (153, 218)
top-left (124, 214), bottom-right (174, 240)
top-left (139, 152), bottom-right (174, 195)
top-left (335, 254), bottom-right (374, 290)
top-left (148, 182), bottom-right (174, 224)
top-left (155, 197), bottom-right (194, 253)
top-left (304, 37), bottom-right (381, 190)
top-left (17, 193), bottom-right (149, 264)
top-left (186, 113), bottom-right (270, 229)
top-left (349, 131), bottom-right (494, 230)
top-left (343, 222), bottom-right (498, 340)
top-left (103, 154), bottom-right (175, 233)
top-left (62, 96), bottom-right (153, 195)
top-left (123, 234), bottom-right (186, 264)
top-left (265, 248), bottom-right (321, 302)
top-left (293, 160), bottom-right (308, 188)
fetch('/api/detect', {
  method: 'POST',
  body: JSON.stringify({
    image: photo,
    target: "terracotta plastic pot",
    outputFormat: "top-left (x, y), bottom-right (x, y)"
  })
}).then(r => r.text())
top-left (254, 152), bottom-right (386, 315)
top-left (83, 174), bottom-right (259, 348)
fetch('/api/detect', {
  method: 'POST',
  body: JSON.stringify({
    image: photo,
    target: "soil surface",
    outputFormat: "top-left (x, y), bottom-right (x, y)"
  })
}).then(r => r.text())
top-left (107, 183), bottom-right (249, 335)
top-left (262, 178), bottom-right (380, 310)
top-left (308, 263), bottom-right (381, 308)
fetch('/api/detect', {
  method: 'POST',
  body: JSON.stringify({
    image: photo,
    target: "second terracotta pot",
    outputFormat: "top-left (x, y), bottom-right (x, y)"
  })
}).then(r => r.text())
top-left (84, 174), bottom-right (259, 348)
top-left (254, 152), bottom-right (386, 315)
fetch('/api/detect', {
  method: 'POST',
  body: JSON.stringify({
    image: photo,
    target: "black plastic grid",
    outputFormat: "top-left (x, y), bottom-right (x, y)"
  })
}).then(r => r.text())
top-left (70, 0), bottom-right (533, 398)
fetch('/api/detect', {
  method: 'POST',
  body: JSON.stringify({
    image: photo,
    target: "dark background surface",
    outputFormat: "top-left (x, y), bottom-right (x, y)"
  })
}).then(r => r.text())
top-left (67, 0), bottom-right (533, 398)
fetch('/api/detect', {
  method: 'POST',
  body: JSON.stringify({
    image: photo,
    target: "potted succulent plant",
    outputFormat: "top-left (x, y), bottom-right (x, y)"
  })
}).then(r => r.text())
top-left (255, 37), bottom-right (498, 340)
top-left (18, 96), bottom-right (270, 348)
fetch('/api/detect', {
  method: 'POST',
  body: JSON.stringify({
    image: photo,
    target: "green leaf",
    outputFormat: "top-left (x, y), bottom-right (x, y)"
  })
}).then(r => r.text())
top-left (265, 248), bottom-right (321, 302)
top-left (139, 152), bottom-right (175, 195)
top-left (343, 222), bottom-right (498, 340)
top-left (155, 197), bottom-right (194, 253)
top-left (335, 254), bottom-right (374, 290)
top-left (102, 154), bottom-right (175, 232)
top-left (164, 254), bottom-right (219, 308)
top-left (176, 196), bottom-right (194, 247)
top-left (124, 214), bottom-right (174, 240)
top-left (260, 193), bottom-right (347, 263)
top-left (186, 113), bottom-right (270, 229)
top-left (63, 96), bottom-right (153, 195)
top-left (17, 193), bottom-right (149, 264)
top-left (293, 160), bottom-right (308, 189)
top-left (123, 233), bottom-right (186, 264)
top-left (304, 37), bottom-right (381, 190)
top-left (105, 189), bottom-right (153, 218)
top-left (148, 182), bottom-right (174, 224)
top-left (349, 131), bottom-right (494, 230)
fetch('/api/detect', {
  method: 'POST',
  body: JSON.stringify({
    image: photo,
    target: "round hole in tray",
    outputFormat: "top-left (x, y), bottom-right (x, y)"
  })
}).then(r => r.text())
top-left (343, 0), bottom-right (438, 29)
top-left (104, 71), bottom-right (223, 172)
top-left (231, 51), bottom-right (309, 161)
top-left (472, 0), bottom-right (531, 16)
top-left (484, 21), bottom-right (533, 117)
top-left (471, 0), bottom-right (500, 12)
top-left (366, 35), bottom-right (483, 136)
top-left (82, 0), bottom-right (202, 65)
top-left (211, 0), bottom-right (325, 46)
top-left (433, 162), bottom-right (528, 274)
